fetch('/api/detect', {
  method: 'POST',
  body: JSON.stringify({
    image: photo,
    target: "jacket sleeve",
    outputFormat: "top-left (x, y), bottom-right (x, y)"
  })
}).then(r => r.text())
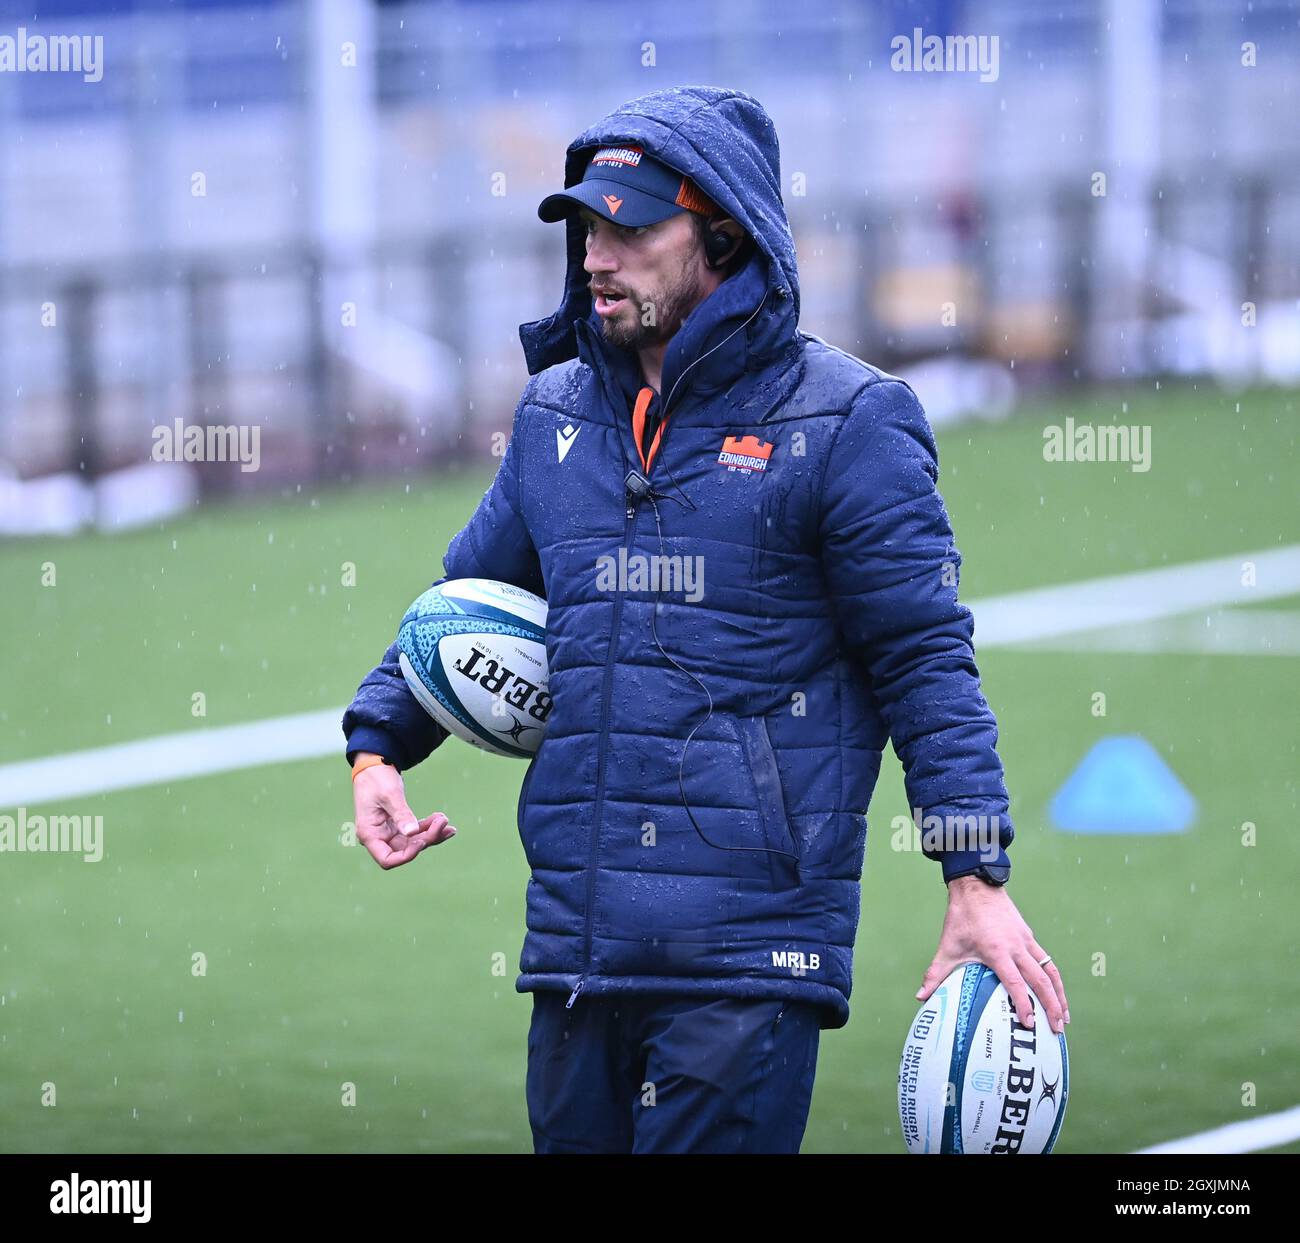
top-left (816, 377), bottom-right (1014, 883)
top-left (341, 384), bottom-right (545, 770)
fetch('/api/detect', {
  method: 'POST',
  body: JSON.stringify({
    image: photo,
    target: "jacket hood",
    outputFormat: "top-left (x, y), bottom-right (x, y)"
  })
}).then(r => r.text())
top-left (519, 85), bottom-right (801, 395)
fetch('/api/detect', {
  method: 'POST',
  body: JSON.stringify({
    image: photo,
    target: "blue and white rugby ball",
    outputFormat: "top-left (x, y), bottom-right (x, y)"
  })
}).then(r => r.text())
top-left (898, 962), bottom-right (1068, 1154)
top-left (397, 578), bottom-right (550, 760)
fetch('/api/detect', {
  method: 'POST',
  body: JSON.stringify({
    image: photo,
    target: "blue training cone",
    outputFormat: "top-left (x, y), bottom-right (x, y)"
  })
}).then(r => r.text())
top-left (1049, 735), bottom-right (1196, 834)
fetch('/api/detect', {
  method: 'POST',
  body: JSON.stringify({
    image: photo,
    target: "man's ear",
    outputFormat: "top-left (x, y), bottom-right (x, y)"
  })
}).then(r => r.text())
top-left (706, 216), bottom-right (748, 268)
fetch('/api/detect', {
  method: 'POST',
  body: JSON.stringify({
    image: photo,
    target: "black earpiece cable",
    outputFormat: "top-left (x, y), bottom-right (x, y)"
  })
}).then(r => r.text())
top-left (645, 491), bottom-right (802, 869)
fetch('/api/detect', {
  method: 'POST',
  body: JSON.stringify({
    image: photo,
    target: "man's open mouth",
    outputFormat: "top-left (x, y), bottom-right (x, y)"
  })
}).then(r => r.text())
top-left (594, 290), bottom-right (628, 314)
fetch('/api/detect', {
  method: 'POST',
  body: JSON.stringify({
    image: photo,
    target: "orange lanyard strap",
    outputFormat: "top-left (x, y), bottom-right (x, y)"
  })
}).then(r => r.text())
top-left (631, 385), bottom-right (668, 473)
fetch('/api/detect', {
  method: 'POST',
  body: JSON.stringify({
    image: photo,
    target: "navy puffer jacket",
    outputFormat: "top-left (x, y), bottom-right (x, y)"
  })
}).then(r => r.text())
top-left (344, 86), bottom-right (1013, 1029)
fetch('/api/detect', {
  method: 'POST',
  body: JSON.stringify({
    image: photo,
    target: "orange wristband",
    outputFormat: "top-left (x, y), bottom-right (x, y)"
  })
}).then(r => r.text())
top-left (351, 754), bottom-right (393, 781)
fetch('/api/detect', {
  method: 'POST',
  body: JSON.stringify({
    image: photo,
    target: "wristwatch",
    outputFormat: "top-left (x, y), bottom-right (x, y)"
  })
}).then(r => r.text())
top-left (948, 862), bottom-right (1011, 886)
top-left (966, 862), bottom-right (1011, 886)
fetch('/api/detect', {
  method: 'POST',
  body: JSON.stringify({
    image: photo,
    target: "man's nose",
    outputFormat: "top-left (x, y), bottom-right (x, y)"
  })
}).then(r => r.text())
top-left (583, 226), bottom-right (617, 273)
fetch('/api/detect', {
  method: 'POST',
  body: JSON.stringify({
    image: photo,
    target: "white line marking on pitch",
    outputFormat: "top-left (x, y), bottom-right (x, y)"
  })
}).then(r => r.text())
top-left (1014, 607), bottom-right (1300, 656)
top-left (974, 544), bottom-right (1300, 647)
top-left (0, 709), bottom-right (344, 805)
top-left (1136, 1104), bottom-right (1300, 1154)
top-left (1, 543), bottom-right (1297, 806)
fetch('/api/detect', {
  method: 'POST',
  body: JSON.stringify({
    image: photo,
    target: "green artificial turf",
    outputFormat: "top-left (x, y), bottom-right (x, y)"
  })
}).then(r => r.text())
top-left (1, 383), bottom-right (1295, 1152)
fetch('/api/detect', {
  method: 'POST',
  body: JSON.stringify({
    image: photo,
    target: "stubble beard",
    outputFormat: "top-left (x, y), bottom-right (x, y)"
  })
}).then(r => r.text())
top-left (598, 260), bottom-right (708, 353)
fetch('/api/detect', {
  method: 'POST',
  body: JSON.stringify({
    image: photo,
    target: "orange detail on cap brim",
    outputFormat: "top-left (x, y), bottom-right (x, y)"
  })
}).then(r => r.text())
top-left (675, 178), bottom-right (719, 216)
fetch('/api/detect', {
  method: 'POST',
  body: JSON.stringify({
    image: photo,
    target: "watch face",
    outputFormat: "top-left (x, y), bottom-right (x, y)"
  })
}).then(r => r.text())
top-left (980, 864), bottom-right (1011, 885)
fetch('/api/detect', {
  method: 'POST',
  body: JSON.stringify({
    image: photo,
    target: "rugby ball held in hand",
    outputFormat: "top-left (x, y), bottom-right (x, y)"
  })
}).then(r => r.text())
top-left (898, 961), bottom-right (1068, 1154)
top-left (397, 578), bottom-right (550, 759)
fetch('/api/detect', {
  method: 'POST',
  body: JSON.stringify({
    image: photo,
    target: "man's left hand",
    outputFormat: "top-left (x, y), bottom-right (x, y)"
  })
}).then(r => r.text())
top-left (915, 876), bottom-right (1070, 1034)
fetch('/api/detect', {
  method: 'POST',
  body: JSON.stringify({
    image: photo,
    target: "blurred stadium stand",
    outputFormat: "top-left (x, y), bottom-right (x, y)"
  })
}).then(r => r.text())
top-left (0, 0), bottom-right (1297, 529)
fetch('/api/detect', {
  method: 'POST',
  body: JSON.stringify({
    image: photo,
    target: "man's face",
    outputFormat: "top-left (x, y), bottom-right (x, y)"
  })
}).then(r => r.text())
top-left (579, 206), bottom-right (712, 352)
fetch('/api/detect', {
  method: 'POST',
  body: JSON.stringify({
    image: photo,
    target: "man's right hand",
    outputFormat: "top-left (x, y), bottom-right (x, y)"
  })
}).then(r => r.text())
top-left (351, 753), bottom-right (457, 869)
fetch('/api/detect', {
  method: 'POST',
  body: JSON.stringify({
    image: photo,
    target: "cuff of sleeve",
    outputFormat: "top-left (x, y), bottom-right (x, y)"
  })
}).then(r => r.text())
top-left (345, 727), bottom-right (405, 772)
top-left (936, 847), bottom-right (1012, 884)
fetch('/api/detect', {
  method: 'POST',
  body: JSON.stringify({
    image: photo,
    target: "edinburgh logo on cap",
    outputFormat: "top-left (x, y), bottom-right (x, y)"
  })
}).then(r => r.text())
top-left (591, 145), bottom-right (644, 169)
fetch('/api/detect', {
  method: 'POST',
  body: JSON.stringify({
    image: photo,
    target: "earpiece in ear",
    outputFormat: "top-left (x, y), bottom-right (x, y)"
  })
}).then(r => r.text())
top-left (704, 218), bottom-right (742, 270)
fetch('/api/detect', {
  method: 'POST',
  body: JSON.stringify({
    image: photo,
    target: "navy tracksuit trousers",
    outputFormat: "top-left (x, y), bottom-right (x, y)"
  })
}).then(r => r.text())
top-left (525, 991), bottom-right (822, 1154)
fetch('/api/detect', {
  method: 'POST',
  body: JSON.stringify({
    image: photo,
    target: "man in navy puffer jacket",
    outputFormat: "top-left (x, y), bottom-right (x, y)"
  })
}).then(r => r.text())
top-left (343, 86), bottom-right (1069, 1153)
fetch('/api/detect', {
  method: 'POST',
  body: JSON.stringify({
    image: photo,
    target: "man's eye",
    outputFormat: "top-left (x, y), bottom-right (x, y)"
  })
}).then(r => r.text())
top-left (584, 220), bottom-right (647, 238)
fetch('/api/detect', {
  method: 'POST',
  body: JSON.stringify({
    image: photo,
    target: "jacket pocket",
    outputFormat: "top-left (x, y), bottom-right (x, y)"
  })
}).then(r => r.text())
top-left (735, 714), bottom-right (799, 866)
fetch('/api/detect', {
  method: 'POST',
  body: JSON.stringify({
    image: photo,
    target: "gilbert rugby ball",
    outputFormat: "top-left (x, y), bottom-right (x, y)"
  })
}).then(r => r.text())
top-left (898, 961), bottom-right (1068, 1154)
top-left (397, 578), bottom-right (550, 760)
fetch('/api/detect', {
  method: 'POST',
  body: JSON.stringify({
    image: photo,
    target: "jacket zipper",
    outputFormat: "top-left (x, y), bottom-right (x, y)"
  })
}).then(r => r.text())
top-left (566, 370), bottom-right (697, 1009)
top-left (567, 485), bottom-right (641, 1009)
top-left (564, 313), bottom-right (713, 1010)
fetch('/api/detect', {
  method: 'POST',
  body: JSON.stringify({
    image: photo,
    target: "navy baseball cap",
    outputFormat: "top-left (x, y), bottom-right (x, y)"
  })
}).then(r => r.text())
top-left (537, 143), bottom-right (719, 227)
